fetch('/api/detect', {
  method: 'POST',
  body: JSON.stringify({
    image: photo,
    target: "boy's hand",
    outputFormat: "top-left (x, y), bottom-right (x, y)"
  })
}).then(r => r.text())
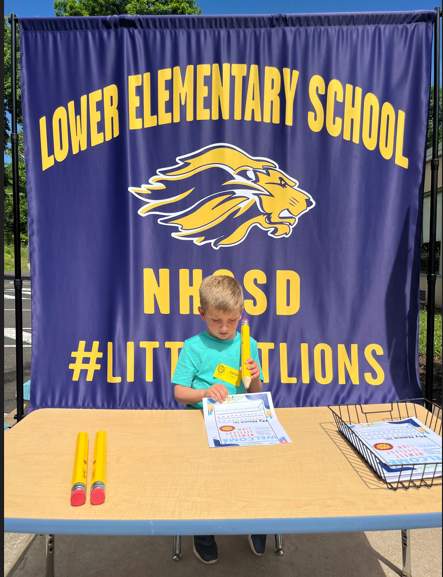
top-left (244, 358), bottom-right (261, 382)
top-left (203, 383), bottom-right (228, 403)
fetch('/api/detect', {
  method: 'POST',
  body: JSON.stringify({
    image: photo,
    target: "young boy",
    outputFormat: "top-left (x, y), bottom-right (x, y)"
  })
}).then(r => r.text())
top-left (173, 275), bottom-right (267, 564)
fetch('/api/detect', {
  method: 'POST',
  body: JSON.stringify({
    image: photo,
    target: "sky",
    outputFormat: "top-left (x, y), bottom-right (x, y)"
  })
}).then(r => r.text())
top-left (3, 0), bottom-right (443, 17)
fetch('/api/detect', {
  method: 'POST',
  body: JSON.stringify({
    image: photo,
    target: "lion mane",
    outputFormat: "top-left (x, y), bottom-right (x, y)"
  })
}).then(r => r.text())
top-left (129, 143), bottom-right (315, 249)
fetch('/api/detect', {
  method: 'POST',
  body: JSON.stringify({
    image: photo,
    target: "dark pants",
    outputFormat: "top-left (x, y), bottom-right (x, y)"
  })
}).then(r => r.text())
top-left (195, 535), bottom-right (265, 542)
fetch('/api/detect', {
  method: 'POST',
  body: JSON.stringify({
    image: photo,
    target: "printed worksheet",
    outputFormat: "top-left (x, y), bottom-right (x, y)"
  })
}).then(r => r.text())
top-left (346, 418), bottom-right (442, 482)
top-left (202, 392), bottom-right (291, 448)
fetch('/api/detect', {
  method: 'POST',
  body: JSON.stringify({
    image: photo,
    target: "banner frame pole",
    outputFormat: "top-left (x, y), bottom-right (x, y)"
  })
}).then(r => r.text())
top-left (8, 13), bottom-right (24, 423)
top-left (424, 7), bottom-right (441, 409)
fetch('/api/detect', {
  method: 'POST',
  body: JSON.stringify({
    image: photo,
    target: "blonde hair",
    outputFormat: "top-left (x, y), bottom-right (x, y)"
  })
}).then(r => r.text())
top-left (199, 275), bottom-right (244, 313)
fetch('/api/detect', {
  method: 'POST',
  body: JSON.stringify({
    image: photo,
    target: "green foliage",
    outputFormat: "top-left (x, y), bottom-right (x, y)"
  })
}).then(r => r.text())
top-left (4, 188), bottom-right (29, 246)
top-left (4, 128), bottom-right (28, 245)
top-left (427, 86), bottom-right (442, 150)
top-left (4, 244), bottom-right (29, 271)
top-left (419, 310), bottom-right (442, 359)
top-left (126, 1), bottom-right (202, 14)
top-left (4, 16), bottom-right (22, 152)
top-left (53, 0), bottom-right (201, 16)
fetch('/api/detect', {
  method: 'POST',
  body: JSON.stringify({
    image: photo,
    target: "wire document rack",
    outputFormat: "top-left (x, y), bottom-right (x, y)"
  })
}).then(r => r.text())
top-left (328, 399), bottom-right (442, 490)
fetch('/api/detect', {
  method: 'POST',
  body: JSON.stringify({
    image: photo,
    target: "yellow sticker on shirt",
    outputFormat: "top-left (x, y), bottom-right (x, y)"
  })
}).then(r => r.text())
top-left (213, 363), bottom-right (242, 387)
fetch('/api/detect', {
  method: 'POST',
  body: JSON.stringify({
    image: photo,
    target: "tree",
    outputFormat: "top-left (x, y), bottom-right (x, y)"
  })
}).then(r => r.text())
top-left (53, 0), bottom-right (201, 16)
top-left (4, 126), bottom-right (28, 244)
top-left (4, 16), bottom-right (22, 154)
top-left (4, 16), bottom-right (27, 244)
top-left (427, 85), bottom-right (442, 150)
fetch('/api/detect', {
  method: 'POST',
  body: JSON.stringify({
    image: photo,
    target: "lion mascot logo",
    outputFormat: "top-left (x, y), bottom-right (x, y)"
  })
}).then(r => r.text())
top-left (129, 143), bottom-right (315, 249)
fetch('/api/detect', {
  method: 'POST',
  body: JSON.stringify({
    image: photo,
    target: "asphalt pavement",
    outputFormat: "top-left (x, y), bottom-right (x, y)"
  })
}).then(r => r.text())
top-left (4, 272), bottom-right (32, 416)
top-left (5, 528), bottom-right (443, 577)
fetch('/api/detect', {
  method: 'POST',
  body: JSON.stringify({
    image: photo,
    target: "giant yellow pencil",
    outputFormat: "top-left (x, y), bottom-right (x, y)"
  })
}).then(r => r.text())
top-left (241, 318), bottom-right (252, 389)
top-left (90, 431), bottom-right (107, 505)
top-left (70, 432), bottom-right (88, 507)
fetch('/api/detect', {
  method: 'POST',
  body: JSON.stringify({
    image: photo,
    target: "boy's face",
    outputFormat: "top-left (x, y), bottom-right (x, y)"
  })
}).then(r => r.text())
top-left (198, 306), bottom-right (243, 340)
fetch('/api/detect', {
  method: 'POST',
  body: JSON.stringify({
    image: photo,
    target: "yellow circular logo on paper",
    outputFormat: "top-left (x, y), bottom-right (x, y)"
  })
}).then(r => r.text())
top-left (374, 443), bottom-right (394, 451)
top-left (217, 364), bottom-right (225, 374)
top-left (220, 426), bottom-right (235, 432)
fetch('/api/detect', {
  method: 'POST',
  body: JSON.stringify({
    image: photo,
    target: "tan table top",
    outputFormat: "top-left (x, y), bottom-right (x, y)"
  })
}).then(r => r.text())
top-left (4, 405), bottom-right (442, 535)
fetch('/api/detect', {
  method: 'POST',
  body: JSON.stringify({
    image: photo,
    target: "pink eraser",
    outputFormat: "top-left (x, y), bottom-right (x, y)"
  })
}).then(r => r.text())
top-left (242, 318), bottom-right (248, 322)
top-left (70, 489), bottom-right (86, 507)
top-left (90, 487), bottom-right (106, 505)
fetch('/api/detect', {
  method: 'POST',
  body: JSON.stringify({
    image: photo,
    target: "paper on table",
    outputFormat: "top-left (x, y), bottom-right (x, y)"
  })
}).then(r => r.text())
top-left (202, 392), bottom-right (291, 448)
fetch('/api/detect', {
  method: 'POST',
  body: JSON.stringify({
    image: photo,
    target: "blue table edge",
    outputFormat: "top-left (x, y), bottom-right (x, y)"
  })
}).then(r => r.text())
top-left (4, 513), bottom-right (441, 535)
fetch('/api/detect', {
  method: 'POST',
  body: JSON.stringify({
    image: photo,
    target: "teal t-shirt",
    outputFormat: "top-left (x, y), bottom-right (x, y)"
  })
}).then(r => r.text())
top-left (172, 331), bottom-right (263, 409)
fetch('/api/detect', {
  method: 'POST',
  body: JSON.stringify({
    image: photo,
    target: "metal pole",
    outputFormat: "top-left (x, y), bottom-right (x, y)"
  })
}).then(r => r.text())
top-left (8, 13), bottom-right (24, 423)
top-left (172, 535), bottom-right (181, 561)
top-left (274, 533), bottom-right (284, 555)
top-left (401, 529), bottom-right (412, 577)
top-left (425, 8), bottom-right (441, 409)
top-left (45, 535), bottom-right (55, 577)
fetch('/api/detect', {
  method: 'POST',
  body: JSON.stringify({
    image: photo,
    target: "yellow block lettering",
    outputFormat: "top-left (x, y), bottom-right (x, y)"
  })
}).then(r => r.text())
top-left (173, 65), bottom-right (194, 123)
top-left (326, 79), bottom-right (343, 138)
top-left (276, 270), bottom-right (300, 315)
top-left (196, 64), bottom-right (210, 121)
top-left (257, 342), bottom-right (274, 384)
top-left (39, 116), bottom-right (55, 171)
top-left (244, 270), bottom-right (267, 315)
top-left (280, 343), bottom-right (297, 383)
top-left (128, 75), bottom-right (143, 130)
top-left (213, 269), bottom-right (234, 277)
top-left (144, 268), bottom-right (170, 314)
top-left (179, 269), bottom-right (202, 314)
top-left (283, 68), bottom-right (299, 126)
top-left (52, 106), bottom-right (69, 163)
top-left (338, 344), bottom-right (359, 384)
top-left (343, 84), bottom-right (362, 143)
top-left (263, 66), bottom-right (281, 124)
top-left (364, 344), bottom-right (385, 385)
top-left (158, 68), bottom-right (172, 125)
top-left (143, 72), bottom-right (158, 128)
top-left (127, 342), bottom-right (134, 382)
top-left (103, 84), bottom-right (119, 141)
top-left (362, 93), bottom-right (379, 151)
top-left (212, 63), bottom-right (230, 120)
top-left (231, 64), bottom-right (247, 120)
top-left (301, 343), bottom-right (310, 383)
top-left (379, 102), bottom-right (396, 160)
top-left (395, 110), bottom-right (409, 169)
top-left (89, 89), bottom-right (104, 146)
top-left (314, 344), bottom-right (333, 384)
top-left (244, 65), bottom-right (261, 122)
top-left (140, 341), bottom-right (159, 382)
top-left (165, 341), bottom-right (184, 379)
top-left (308, 75), bottom-right (325, 132)
top-left (107, 342), bottom-right (121, 383)
top-left (68, 96), bottom-right (88, 155)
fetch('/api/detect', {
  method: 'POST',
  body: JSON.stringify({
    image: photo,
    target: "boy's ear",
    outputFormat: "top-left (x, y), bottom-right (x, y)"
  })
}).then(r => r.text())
top-left (198, 306), bottom-right (206, 320)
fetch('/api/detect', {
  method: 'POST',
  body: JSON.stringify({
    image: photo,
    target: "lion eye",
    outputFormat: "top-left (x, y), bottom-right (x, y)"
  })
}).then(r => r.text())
top-left (279, 177), bottom-right (288, 188)
top-left (236, 169), bottom-right (258, 183)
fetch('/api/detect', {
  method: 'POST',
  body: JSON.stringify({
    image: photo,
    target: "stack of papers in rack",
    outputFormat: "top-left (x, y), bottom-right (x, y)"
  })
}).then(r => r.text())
top-left (343, 417), bottom-right (442, 483)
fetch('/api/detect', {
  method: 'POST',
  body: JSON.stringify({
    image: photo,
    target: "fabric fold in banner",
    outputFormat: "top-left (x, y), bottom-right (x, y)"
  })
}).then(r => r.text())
top-left (19, 12), bottom-right (434, 411)
top-left (19, 11), bottom-right (436, 31)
